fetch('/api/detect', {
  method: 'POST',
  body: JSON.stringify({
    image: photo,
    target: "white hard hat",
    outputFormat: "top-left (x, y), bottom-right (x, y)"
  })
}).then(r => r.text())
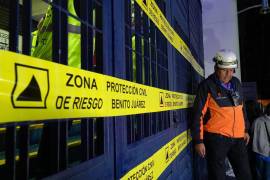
top-left (213, 49), bottom-right (238, 69)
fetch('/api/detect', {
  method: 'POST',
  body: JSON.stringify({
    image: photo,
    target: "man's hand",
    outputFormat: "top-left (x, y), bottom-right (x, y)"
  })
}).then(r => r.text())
top-left (195, 143), bottom-right (206, 158)
top-left (244, 133), bottom-right (250, 145)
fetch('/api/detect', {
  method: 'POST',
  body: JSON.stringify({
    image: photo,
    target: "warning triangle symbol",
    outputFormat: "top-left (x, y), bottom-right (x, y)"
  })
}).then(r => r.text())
top-left (143, 0), bottom-right (147, 5)
top-left (17, 76), bottom-right (42, 101)
top-left (160, 96), bottom-right (163, 105)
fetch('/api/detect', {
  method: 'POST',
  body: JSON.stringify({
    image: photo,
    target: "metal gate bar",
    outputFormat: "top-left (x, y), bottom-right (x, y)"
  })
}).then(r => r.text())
top-left (6, 0), bottom-right (19, 179)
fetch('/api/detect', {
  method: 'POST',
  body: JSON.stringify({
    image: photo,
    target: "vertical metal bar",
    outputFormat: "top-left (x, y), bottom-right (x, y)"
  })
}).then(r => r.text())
top-left (95, 3), bottom-right (103, 73)
top-left (131, 116), bottom-right (136, 142)
top-left (150, 21), bottom-right (157, 87)
top-left (152, 113), bottom-right (157, 134)
top-left (159, 112), bottom-right (162, 132)
top-left (18, 124), bottom-right (29, 180)
top-left (81, 0), bottom-right (92, 70)
top-left (156, 41), bottom-right (161, 89)
top-left (6, 1), bottom-right (19, 178)
top-left (94, 118), bottom-right (104, 155)
top-left (144, 114), bottom-right (150, 137)
top-left (51, 0), bottom-right (62, 173)
top-left (167, 111), bottom-right (170, 128)
top-left (142, 12), bottom-right (150, 139)
top-left (134, 4), bottom-right (142, 84)
top-left (9, 0), bottom-right (19, 52)
top-left (187, 0), bottom-right (191, 49)
top-left (149, 113), bottom-right (153, 136)
top-left (141, 115), bottom-right (145, 139)
top-left (60, 121), bottom-right (68, 170)
top-left (81, 119), bottom-right (89, 161)
top-left (19, 2), bottom-right (32, 177)
top-left (156, 1), bottom-right (163, 90)
top-left (80, 0), bottom-right (92, 162)
top-left (143, 14), bottom-right (150, 85)
top-left (126, 0), bottom-right (135, 141)
top-left (162, 112), bottom-right (166, 130)
top-left (52, 0), bottom-right (62, 62)
top-left (60, 0), bottom-right (68, 65)
top-left (89, 1), bottom-right (104, 158)
top-left (125, 0), bottom-right (132, 81)
top-left (89, 120), bottom-right (94, 159)
top-left (5, 126), bottom-right (16, 180)
top-left (134, 3), bottom-right (143, 141)
top-left (149, 20), bottom-right (157, 136)
top-left (126, 2), bottom-right (133, 140)
top-left (126, 47), bottom-right (133, 81)
top-left (59, 0), bottom-right (68, 170)
top-left (127, 116), bottom-right (132, 144)
top-left (161, 1), bottom-right (169, 131)
top-left (22, 0), bottom-right (32, 55)
top-left (47, 122), bottom-right (60, 174)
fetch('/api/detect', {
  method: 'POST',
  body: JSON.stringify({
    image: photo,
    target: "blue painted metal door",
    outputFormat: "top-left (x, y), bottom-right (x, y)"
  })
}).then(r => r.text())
top-left (113, 0), bottom-right (182, 179)
top-left (112, 0), bottom-right (205, 179)
top-left (169, 0), bottom-right (206, 179)
top-left (32, 0), bottom-right (115, 179)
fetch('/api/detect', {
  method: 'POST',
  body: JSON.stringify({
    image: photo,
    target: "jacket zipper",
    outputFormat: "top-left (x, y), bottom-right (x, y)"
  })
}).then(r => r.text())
top-left (232, 107), bottom-right (235, 137)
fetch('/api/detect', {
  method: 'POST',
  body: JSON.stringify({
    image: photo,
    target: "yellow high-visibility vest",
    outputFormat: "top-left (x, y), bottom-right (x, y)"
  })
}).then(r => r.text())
top-left (132, 36), bottom-right (145, 83)
top-left (32, 0), bottom-right (81, 68)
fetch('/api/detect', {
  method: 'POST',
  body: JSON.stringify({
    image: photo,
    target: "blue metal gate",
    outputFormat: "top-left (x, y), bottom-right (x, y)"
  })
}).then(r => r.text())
top-left (0, 0), bottom-right (205, 179)
top-left (0, 0), bottom-right (114, 179)
top-left (113, 0), bottom-right (204, 179)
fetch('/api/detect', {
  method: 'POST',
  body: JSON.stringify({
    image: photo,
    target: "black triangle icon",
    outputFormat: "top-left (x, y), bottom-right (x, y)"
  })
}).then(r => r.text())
top-left (143, 0), bottom-right (147, 5)
top-left (160, 96), bottom-right (163, 105)
top-left (17, 76), bottom-right (42, 101)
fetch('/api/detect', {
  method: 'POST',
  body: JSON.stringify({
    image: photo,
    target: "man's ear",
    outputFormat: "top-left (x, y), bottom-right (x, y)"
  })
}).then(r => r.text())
top-left (214, 64), bottom-right (218, 71)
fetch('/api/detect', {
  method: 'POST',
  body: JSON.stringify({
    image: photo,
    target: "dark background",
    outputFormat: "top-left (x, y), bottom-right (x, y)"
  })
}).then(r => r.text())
top-left (237, 0), bottom-right (270, 99)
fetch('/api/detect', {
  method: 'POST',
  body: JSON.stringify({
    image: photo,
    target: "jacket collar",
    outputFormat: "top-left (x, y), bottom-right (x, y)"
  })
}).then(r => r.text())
top-left (209, 73), bottom-right (235, 91)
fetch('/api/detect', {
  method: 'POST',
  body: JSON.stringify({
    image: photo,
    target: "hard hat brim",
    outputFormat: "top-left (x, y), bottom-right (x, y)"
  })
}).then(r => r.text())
top-left (216, 64), bottom-right (237, 69)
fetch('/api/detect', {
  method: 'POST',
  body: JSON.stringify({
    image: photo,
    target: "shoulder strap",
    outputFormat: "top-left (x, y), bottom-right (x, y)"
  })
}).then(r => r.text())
top-left (264, 121), bottom-right (270, 142)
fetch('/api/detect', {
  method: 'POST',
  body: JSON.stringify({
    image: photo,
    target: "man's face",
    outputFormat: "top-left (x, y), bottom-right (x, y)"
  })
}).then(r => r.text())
top-left (216, 68), bottom-right (234, 83)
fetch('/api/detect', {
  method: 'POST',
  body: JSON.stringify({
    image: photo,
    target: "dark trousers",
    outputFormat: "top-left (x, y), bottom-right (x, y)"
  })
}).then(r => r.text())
top-left (254, 153), bottom-right (270, 180)
top-left (204, 132), bottom-right (252, 180)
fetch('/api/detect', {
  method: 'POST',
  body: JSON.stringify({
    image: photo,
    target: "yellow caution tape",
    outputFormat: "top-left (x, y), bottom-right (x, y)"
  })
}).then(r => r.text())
top-left (135, 0), bottom-right (204, 77)
top-left (121, 130), bottom-right (192, 179)
top-left (0, 50), bottom-right (194, 123)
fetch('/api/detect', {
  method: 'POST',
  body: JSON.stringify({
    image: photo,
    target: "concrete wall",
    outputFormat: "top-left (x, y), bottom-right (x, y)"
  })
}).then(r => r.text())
top-left (202, 0), bottom-right (241, 79)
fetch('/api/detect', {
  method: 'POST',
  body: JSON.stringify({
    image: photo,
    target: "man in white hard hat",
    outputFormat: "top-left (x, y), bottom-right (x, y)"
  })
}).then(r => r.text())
top-left (191, 49), bottom-right (252, 180)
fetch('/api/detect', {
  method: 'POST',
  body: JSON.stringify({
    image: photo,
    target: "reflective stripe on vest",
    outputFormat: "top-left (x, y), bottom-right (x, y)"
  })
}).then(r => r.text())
top-left (39, 24), bottom-right (81, 34)
top-left (31, 30), bottom-right (38, 55)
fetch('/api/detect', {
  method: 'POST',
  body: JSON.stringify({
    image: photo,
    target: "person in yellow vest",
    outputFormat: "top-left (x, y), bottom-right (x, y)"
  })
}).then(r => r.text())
top-left (31, 17), bottom-right (44, 55)
top-left (32, 0), bottom-right (81, 68)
